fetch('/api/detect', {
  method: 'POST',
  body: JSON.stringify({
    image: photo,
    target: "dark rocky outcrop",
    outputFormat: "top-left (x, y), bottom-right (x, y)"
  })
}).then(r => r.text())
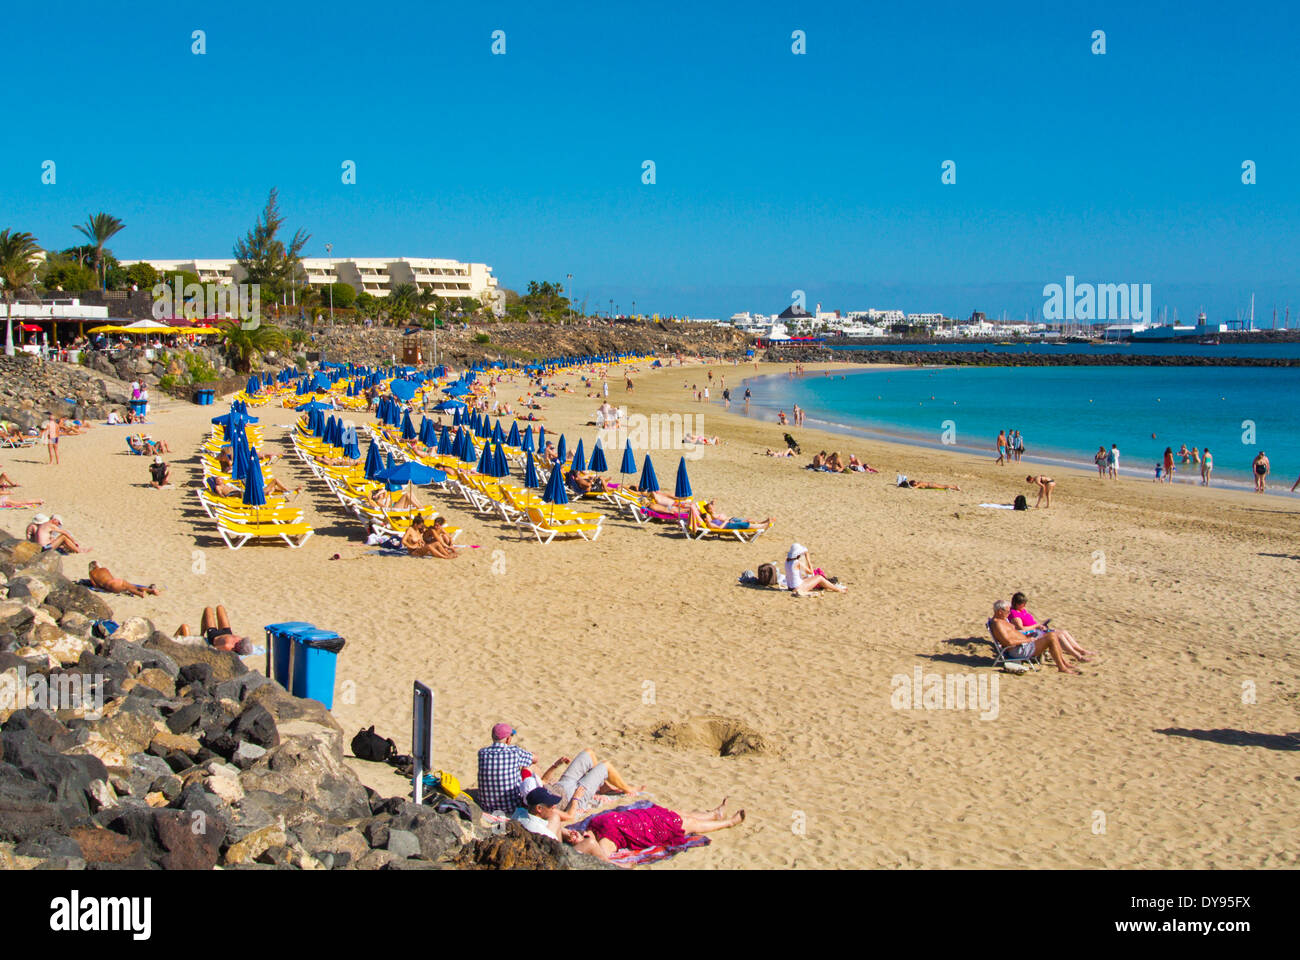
top-left (0, 528), bottom-right (609, 869)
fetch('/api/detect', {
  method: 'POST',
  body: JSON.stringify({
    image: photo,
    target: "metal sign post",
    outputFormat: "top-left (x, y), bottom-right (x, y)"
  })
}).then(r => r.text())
top-left (411, 681), bottom-right (433, 804)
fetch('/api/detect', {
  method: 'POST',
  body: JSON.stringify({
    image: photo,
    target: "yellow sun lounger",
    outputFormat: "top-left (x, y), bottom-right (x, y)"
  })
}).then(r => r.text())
top-left (680, 511), bottom-right (771, 543)
top-left (216, 518), bottom-right (314, 550)
top-left (521, 506), bottom-right (603, 544)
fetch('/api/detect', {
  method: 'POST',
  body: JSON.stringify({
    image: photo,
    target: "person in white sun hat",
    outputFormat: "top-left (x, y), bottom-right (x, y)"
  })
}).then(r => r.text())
top-left (784, 543), bottom-right (846, 597)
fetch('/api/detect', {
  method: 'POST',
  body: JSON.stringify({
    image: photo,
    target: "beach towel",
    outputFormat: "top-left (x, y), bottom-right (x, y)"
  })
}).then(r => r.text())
top-left (979, 503), bottom-right (1015, 510)
top-left (568, 800), bottom-right (710, 866)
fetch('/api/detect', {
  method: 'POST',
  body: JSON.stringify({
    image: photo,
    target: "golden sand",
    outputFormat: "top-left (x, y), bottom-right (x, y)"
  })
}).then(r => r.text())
top-left (10, 360), bottom-right (1298, 868)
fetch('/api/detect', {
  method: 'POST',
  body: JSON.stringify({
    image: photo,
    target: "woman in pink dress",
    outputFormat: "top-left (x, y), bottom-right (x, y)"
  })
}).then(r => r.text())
top-left (563, 800), bottom-right (744, 866)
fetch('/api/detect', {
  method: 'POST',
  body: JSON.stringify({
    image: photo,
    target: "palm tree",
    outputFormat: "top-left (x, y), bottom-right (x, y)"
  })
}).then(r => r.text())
top-left (0, 230), bottom-right (42, 356)
top-left (218, 322), bottom-right (286, 373)
top-left (73, 212), bottom-right (125, 289)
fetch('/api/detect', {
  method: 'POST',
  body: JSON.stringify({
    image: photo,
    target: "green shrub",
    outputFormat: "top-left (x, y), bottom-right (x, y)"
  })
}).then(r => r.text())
top-left (184, 352), bottom-right (218, 382)
top-left (474, 333), bottom-right (491, 344)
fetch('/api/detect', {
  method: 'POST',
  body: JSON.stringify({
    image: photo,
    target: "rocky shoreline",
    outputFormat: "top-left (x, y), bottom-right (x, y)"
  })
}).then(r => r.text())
top-left (303, 320), bottom-right (750, 367)
top-left (769, 347), bottom-right (1300, 367)
top-left (0, 531), bottom-right (607, 870)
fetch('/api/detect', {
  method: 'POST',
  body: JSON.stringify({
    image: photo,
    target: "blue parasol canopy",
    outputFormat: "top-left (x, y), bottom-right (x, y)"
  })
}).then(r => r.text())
top-left (556, 434), bottom-right (567, 464)
top-left (541, 458), bottom-right (570, 508)
top-left (459, 431), bottom-right (477, 464)
top-left (437, 425), bottom-right (453, 455)
top-left (492, 442), bottom-right (510, 478)
top-left (242, 446), bottom-right (266, 507)
top-left (638, 454), bottom-right (659, 493)
top-left (507, 421), bottom-right (521, 447)
top-left (523, 453), bottom-right (540, 489)
top-left (377, 460), bottom-right (445, 486)
top-left (364, 438), bottom-right (383, 480)
top-left (620, 440), bottom-right (636, 475)
top-left (674, 457), bottom-right (692, 499)
top-left (570, 439), bottom-right (586, 474)
top-left (389, 380), bottom-right (418, 402)
top-left (590, 438), bottom-right (608, 473)
top-left (401, 410), bottom-right (416, 441)
top-left (521, 425), bottom-right (535, 453)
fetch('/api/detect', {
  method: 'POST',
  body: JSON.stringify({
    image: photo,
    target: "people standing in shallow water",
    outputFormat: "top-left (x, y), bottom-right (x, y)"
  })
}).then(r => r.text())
top-left (1252, 451), bottom-right (1269, 493)
top-left (995, 430), bottom-right (1007, 466)
top-left (1201, 448), bottom-right (1213, 486)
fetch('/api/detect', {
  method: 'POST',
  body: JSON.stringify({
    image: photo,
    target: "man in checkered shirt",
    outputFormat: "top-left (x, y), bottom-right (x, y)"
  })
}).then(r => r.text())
top-left (476, 722), bottom-right (536, 814)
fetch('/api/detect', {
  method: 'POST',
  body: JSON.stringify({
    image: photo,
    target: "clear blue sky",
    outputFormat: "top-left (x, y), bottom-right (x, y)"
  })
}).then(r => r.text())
top-left (4, 0), bottom-right (1298, 322)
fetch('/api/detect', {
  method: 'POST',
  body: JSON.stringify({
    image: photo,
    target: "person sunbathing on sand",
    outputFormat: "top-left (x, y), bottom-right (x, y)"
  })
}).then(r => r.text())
top-left (88, 561), bottom-right (160, 598)
top-left (765, 448), bottom-right (793, 458)
top-left (847, 455), bottom-right (878, 473)
top-left (0, 494), bottom-right (43, 508)
top-left (174, 605), bottom-right (252, 654)
top-left (989, 600), bottom-right (1080, 674)
top-left (1008, 591), bottom-right (1096, 662)
top-left (402, 515), bottom-right (455, 559)
top-left (898, 477), bottom-right (961, 491)
top-left (785, 543), bottom-right (845, 595)
top-left (560, 798), bottom-right (744, 867)
top-left (27, 514), bottom-right (88, 553)
top-left (684, 433), bottom-right (720, 445)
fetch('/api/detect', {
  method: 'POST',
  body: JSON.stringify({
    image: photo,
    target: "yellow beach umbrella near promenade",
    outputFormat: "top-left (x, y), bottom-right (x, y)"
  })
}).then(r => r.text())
top-left (87, 324), bottom-right (219, 335)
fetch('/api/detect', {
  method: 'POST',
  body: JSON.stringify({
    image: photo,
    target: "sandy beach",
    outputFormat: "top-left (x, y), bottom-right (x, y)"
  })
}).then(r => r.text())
top-left (8, 359), bottom-right (1298, 869)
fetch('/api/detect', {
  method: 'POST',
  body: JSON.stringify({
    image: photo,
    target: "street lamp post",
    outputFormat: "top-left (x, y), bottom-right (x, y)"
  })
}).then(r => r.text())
top-left (325, 243), bottom-right (334, 325)
top-left (567, 273), bottom-right (573, 325)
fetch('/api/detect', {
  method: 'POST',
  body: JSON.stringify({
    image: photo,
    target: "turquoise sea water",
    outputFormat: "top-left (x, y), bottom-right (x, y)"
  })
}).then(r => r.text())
top-left (739, 365), bottom-right (1300, 492)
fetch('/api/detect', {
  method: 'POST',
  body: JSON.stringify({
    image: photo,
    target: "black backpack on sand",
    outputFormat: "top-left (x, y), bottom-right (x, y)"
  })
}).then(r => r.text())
top-left (351, 725), bottom-right (397, 763)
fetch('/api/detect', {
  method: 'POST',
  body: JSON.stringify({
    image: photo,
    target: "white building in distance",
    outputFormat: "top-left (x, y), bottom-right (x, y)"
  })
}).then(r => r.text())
top-left (119, 256), bottom-right (501, 307)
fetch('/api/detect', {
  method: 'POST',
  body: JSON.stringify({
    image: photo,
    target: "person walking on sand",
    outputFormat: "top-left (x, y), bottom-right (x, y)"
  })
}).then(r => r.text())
top-left (1108, 443), bottom-right (1120, 479)
top-left (39, 413), bottom-right (60, 465)
top-left (1252, 451), bottom-right (1270, 493)
top-left (1201, 447), bottom-right (1213, 486)
top-left (1093, 445), bottom-right (1108, 478)
top-left (995, 430), bottom-right (1007, 466)
top-left (1162, 447), bottom-right (1175, 484)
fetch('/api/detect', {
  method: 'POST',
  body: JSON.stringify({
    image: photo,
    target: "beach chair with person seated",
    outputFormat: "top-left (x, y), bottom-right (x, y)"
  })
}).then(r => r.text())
top-left (521, 506), bottom-right (603, 544)
top-left (216, 517), bottom-right (315, 550)
top-left (679, 510), bottom-right (770, 543)
top-left (985, 618), bottom-right (1041, 672)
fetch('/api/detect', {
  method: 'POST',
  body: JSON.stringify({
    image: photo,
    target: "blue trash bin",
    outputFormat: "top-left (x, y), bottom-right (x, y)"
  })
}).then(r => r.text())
top-left (194, 388), bottom-right (215, 406)
top-left (129, 399), bottom-right (148, 417)
top-left (290, 629), bottom-right (345, 709)
top-left (263, 622), bottom-right (314, 685)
